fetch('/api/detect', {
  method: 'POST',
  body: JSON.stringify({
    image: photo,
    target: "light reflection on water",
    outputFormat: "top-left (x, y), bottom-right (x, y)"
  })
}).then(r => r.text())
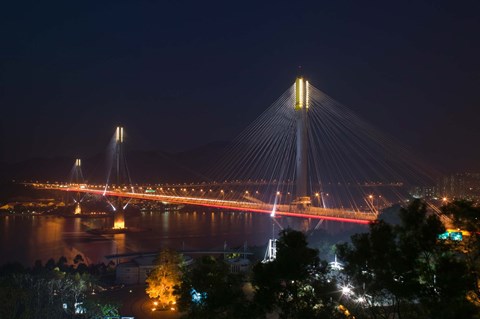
top-left (0, 211), bottom-right (269, 266)
top-left (0, 210), bottom-right (366, 266)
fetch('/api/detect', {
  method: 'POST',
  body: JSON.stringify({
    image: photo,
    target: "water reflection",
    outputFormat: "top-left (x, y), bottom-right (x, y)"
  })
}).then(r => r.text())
top-left (113, 233), bottom-right (126, 255)
top-left (0, 210), bottom-right (367, 266)
top-left (0, 211), bottom-right (262, 266)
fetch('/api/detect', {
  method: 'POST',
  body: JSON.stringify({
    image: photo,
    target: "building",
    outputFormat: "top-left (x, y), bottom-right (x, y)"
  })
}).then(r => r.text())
top-left (116, 254), bottom-right (193, 285)
top-left (226, 257), bottom-right (251, 273)
top-left (438, 173), bottom-right (480, 201)
top-left (410, 186), bottom-right (438, 199)
top-left (116, 252), bottom-right (251, 284)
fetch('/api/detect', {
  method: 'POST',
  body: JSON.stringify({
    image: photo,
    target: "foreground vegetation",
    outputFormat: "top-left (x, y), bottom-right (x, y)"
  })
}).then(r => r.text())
top-left (337, 200), bottom-right (479, 319)
top-left (145, 199), bottom-right (480, 319)
top-left (0, 256), bottom-right (119, 319)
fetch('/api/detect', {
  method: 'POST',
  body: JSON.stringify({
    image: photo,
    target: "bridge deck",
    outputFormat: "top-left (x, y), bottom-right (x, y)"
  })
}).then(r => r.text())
top-left (41, 186), bottom-right (377, 224)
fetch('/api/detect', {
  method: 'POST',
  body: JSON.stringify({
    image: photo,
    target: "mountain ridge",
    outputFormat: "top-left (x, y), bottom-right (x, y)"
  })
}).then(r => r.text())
top-left (0, 141), bottom-right (229, 184)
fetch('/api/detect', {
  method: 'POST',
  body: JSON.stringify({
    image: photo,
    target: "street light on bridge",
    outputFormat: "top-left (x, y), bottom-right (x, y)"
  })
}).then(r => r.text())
top-left (368, 194), bottom-right (376, 212)
top-left (315, 192), bottom-right (320, 207)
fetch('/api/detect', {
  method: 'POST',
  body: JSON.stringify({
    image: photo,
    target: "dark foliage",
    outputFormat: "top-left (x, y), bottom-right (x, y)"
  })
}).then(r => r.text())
top-left (0, 255), bottom-right (118, 319)
top-left (175, 255), bottom-right (251, 319)
top-left (337, 199), bottom-right (478, 319)
top-left (252, 229), bottom-right (341, 319)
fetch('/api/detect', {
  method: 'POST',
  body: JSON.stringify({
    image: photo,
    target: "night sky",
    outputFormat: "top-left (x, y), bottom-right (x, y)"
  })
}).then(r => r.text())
top-left (1, 1), bottom-right (479, 172)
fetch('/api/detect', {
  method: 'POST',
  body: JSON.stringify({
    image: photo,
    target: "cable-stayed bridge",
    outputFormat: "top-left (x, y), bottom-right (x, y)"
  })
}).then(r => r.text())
top-left (33, 76), bottom-right (434, 227)
top-left (37, 183), bottom-right (376, 224)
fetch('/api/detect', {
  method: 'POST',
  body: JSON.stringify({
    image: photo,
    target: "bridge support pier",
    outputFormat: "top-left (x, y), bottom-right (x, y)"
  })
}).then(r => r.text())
top-left (114, 197), bottom-right (125, 229)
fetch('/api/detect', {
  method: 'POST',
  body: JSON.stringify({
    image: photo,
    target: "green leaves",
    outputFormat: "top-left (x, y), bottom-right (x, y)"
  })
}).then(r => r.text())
top-left (0, 258), bottom-right (119, 319)
top-left (175, 256), bottom-right (248, 319)
top-left (338, 199), bottom-right (478, 319)
top-left (252, 229), bottom-right (340, 319)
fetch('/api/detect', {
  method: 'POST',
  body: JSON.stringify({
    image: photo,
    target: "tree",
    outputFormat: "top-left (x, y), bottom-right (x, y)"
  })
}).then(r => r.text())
top-left (252, 229), bottom-right (341, 319)
top-left (337, 220), bottom-right (402, 319)
top-left (56, 256), bottom-right (68, 271)
top-left (0, 273), bottom-right (33, 319)
top-left (146, 249), bottom-right (183, 309)
top-left (175, 255), bottom-right (249, 319)
top-left (337, 199), bottom-right (478, 319)
top-left (441, 200), bottom-right (480, 305)
top-left (73, 254), bottom-right (84, 265)
top-left (0, 257), bottom-right (120, 319)
top-left (82, 299), bottom-right (120, 319)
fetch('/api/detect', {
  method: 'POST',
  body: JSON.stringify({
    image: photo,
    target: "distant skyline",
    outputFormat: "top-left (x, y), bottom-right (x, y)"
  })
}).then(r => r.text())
top-left (1, 1), bottom-right (480, 173)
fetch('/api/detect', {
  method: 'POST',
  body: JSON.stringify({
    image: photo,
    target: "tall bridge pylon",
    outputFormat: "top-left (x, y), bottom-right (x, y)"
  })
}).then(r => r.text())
top-left (105, 126), bottom-right (133, 229)
top-left (293, 76), bottom-right (311, 207)
top-left (71, 159), bottom-right (84, 184)
top-left (69, 158), bottom-right (84, 214)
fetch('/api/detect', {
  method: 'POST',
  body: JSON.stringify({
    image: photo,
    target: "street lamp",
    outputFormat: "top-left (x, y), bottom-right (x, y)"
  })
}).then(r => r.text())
top-left (356, 295), bottom-right (366, 303)
top-left (368, 194), bottom-right (375, 212)
top-left (340, 284), bottom-right (353, 297)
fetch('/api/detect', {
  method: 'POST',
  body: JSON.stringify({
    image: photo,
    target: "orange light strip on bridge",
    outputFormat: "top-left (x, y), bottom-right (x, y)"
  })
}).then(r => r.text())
top-left (56, 187), bottom-right (373, 225)
top-left (190, 202), bottom-right (372, 225)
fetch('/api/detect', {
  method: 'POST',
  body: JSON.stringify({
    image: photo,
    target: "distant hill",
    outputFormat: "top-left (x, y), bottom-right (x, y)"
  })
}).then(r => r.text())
top-left (0, 141), bottom-right (229, 184)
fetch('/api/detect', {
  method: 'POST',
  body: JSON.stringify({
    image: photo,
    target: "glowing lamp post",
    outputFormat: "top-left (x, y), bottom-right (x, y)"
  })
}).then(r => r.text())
top-left (368, 194), bottom-right (375, 212)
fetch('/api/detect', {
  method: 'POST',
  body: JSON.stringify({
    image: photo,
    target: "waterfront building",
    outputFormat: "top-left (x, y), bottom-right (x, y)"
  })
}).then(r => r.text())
top-left (438, 173), bottom-right (480, 201)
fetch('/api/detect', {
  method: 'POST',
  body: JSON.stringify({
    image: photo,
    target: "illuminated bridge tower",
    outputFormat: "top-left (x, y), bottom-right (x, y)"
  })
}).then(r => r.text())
top-left (71, 158), bottom-right (84, 214)
top-left (112, 126), bottom-right (127, 229)
top-left (72, 159), bottom-right (84, 183)
top-left (293, 76), bottom-right (311, 208)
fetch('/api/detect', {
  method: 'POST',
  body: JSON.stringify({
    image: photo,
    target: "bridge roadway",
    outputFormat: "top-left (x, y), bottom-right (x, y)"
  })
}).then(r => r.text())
top-left (43, 185), bottom-right (376, 224)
